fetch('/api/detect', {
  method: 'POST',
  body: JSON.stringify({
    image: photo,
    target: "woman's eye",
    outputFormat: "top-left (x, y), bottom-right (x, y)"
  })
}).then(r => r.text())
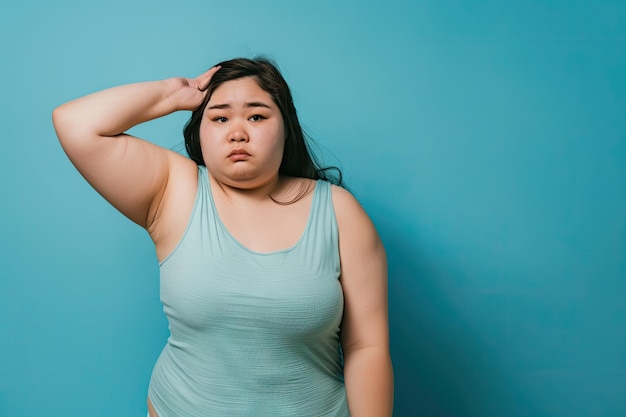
top-left (249, 115), bottom-right (265, 122)
top-left (213, 117), bottom-right (228, 123)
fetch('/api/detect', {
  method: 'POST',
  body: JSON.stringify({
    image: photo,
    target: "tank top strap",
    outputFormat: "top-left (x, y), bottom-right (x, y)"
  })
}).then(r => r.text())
top-left (195, 165), bottom-right (225, 252)
top-left (198, 165), bottom-right (210, 193)
top-left (301, 180), bottom-right (340, 269)
top-left (196, 165), bottom-right (213, 218)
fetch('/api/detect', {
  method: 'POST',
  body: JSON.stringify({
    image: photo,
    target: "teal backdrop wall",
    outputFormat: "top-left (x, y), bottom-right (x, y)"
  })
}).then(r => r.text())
top-left (1, 1), bottom-right (624, 416)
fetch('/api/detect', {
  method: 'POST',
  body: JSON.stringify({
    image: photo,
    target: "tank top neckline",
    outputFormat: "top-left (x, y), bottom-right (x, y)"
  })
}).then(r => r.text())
top-left (203, 167), bottom-right (322, 256)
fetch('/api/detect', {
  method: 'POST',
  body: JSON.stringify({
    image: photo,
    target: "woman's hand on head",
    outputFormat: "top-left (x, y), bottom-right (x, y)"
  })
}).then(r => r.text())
top-left (52, 67), bottom-right (221, 230)
top-left (167, 66), bottom-right (221, 111)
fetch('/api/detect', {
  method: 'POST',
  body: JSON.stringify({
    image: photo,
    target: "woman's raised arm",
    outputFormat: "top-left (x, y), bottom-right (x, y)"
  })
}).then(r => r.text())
top-left (52, 67), bottom-right (219, 229)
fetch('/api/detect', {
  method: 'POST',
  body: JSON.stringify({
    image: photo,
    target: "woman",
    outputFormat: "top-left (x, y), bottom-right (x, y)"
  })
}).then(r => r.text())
top-left (53, 58), bottom-right (393, 417)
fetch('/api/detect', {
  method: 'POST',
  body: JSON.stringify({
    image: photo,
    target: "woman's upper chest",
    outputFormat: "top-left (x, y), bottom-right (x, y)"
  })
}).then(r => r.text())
top-left (213, 179), bottom-right (316, 253)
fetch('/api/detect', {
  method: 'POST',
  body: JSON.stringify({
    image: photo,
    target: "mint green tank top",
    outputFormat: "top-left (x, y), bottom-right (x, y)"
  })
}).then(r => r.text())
top-left (148, 166), bottom-right (348, 417)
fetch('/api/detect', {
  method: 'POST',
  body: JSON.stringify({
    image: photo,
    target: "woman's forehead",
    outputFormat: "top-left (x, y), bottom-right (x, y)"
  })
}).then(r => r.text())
top-left (208, 77), bottom-right (272, 106)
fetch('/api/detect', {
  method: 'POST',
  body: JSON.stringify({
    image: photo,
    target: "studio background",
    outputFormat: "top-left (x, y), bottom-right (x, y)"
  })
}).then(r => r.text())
top-left (1, 1), bottom-right (625, 416)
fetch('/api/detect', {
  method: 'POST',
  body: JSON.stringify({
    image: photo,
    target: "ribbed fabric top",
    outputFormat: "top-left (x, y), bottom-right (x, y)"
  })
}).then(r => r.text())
top-left (148, 166), bottom-right (348, 417)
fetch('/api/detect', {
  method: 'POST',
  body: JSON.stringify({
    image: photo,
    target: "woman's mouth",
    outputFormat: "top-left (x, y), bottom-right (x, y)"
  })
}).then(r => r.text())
top-left (228, 149), bottom-right (251, 161)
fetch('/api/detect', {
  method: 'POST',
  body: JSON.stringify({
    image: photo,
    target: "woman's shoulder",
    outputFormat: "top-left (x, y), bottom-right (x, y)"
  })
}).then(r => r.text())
top-left (330, 184), bottom-right (360, 213)
top-left (330, 184), bottom-right (380, 242)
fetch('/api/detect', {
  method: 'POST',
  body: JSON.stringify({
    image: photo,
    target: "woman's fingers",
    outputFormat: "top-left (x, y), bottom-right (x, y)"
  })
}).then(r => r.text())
top-left (196, 65), bottom-right (221, 91)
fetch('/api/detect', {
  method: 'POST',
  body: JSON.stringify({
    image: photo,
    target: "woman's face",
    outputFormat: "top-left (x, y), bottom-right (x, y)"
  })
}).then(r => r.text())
top-left (200, 77), bottom-right (285, 189)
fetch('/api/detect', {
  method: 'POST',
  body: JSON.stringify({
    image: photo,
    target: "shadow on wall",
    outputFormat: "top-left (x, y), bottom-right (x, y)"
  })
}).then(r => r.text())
top-left (370, 204), bottom-right (513, 417)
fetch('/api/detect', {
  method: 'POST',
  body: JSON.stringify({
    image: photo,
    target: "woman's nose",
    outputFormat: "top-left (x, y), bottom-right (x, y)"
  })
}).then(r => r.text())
top-left (229, 123), bottom-right (249, 142)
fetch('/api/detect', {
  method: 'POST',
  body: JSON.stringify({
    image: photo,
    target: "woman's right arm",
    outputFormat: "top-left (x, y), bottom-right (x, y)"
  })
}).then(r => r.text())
top-left (52, 67), bottom-right (218, 229)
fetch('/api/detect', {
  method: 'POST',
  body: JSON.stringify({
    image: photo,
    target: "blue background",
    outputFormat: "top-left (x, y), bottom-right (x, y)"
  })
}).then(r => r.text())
top-left (1, 1), bottom-right (625, 416)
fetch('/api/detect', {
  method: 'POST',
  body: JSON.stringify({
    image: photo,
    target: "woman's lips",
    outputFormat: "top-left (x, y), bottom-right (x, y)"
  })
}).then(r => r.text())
top-left (228, 149), bottom-right (251, 161)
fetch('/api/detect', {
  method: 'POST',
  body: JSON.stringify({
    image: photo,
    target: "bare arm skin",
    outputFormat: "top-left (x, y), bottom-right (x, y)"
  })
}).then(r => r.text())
top-left (333, 186), bottom-right (394, 417)
top-left (51, 67), bottom-right (219, 230)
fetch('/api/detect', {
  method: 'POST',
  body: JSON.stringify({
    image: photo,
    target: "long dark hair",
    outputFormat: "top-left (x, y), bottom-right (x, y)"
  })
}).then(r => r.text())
top-left (184, 57), bottom-right (343, 188)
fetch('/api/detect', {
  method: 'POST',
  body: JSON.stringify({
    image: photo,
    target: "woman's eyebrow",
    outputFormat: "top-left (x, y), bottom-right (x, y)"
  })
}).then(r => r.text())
top-left (245, 101), bottom-right (272, 109)
top-left (206, 101), bottom-right (272, 110)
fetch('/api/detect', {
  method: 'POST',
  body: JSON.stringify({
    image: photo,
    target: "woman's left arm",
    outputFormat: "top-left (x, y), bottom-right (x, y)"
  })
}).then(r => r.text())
top-left (333, 186), bottom-right (394, 417)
